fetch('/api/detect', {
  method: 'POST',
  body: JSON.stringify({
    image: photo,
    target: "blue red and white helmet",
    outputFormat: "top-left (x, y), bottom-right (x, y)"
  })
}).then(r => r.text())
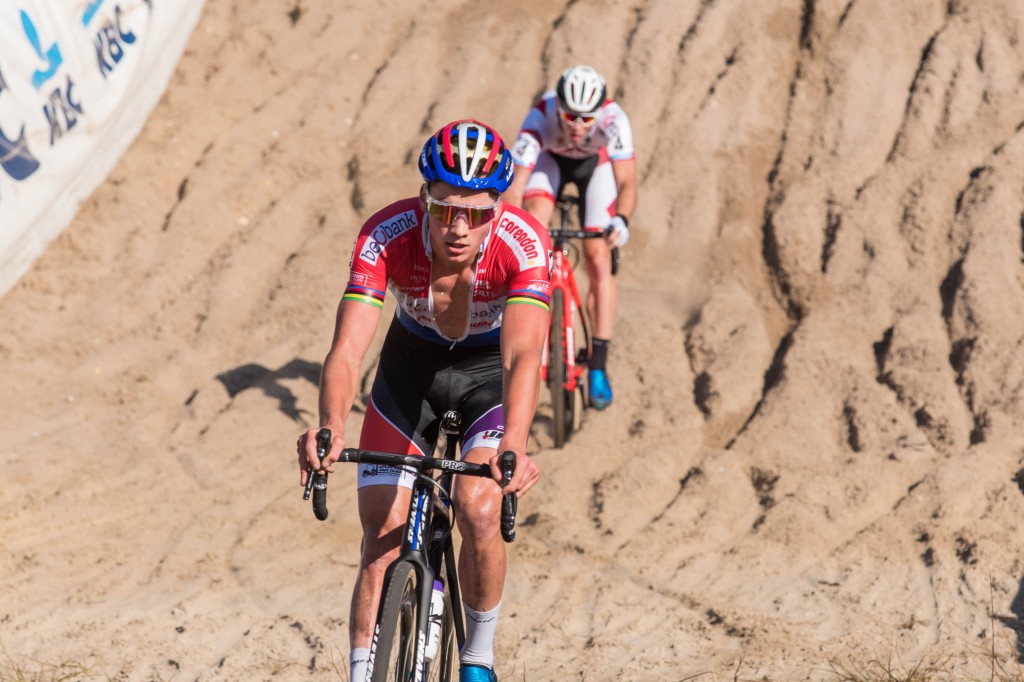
top-left (556, 65), bottom-right (607, 115)
top-left (418, 119), bottom-right (514, 193)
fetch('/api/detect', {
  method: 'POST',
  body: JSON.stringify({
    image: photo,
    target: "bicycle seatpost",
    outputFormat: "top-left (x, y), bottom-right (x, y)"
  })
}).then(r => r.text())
top-left (499, 451), bottom-right (517, 543)
top-left (440, 410), bottom-right (461, 440)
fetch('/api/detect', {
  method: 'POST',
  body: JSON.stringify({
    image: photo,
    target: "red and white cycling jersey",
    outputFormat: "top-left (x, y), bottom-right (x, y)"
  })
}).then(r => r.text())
top-left (511, 90), bottom-right (635, 167)
top-left (343, 198), bottom-right (552, 347)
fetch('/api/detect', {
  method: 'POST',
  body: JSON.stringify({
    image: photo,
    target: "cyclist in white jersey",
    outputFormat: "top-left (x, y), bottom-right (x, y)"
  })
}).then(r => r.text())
top-left (505, 64), bottom-right (637, 409)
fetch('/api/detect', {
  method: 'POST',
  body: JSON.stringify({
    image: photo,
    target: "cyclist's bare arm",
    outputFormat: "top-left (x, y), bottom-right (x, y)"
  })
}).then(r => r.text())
top-left (494, 301), bottom-right (548, 496)
top-left (610, 157), bottom-right (637, 221)
top-left (503, 165), bottom-right (531, 208)
top-left (298, 299), bottom-right (381, 485)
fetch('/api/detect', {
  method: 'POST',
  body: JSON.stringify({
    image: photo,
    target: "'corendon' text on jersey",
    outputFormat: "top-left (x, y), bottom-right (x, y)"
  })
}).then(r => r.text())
top-left (498, 217), bottom-right (540, 260)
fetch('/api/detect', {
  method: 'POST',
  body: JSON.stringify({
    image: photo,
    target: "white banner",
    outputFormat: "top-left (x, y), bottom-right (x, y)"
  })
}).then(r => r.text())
top-left (0, 0), bottom-right (205, 297)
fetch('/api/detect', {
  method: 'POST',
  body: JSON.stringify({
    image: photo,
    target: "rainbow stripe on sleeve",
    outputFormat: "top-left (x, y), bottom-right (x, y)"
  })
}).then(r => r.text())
top-left (342, 284), bottom-right (386, 309)
top-left (506, 288), bottom-right (550, 312)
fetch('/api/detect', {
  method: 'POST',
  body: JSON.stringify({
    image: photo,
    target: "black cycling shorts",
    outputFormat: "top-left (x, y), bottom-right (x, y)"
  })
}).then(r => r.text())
top-left (357, 318), bottom-right (505, 488)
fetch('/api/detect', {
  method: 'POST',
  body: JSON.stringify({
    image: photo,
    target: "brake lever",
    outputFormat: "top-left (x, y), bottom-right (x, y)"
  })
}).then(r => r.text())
top-left (303, 428), bottom-right (331, 521)
top-left (499, 451), bottom-right (517, 543)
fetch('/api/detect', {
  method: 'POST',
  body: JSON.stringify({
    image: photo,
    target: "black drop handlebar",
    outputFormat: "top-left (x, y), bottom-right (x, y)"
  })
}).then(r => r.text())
top-left (303, 429), bottom-right (519, 542)
top-left (301, 428), bottom-right (331, 520)
top-left (550, 195), bottom-right (621, 275)
top-left (499, 450), bottom-right (517, 542)
top-left (548, 229), bottom-right (608, 241)
top-left (548, 227), bottom-right (621, 276)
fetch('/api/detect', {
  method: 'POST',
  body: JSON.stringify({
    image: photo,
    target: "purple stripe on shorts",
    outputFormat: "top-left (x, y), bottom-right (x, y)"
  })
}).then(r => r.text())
top-left (462, 405), bottom-right (504, 453)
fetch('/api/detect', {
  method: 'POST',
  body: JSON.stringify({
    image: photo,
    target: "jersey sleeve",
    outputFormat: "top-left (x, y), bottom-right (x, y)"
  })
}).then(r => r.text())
top-left (510, 96), bottom-right (552, 169)
top-left (495, 206), bottom-right (552, 311)
top-left (511, 130), bottom-right (542, 170)
top-left (602, 103), bottom-right (635, 161)
top-left (343, 199), bottom-right (420, 309)
top-left (507, 261), bottom-right (552, 311)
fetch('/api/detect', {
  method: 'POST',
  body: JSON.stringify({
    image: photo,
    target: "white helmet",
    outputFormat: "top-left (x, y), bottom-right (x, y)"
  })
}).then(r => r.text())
top-left (556, 65), bottom-right (607, 115)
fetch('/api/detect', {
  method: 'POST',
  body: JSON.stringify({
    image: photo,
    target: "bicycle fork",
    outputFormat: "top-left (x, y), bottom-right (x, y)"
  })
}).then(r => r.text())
top-left (544, 251), bottom-right (588, 393)
top-left (366, 412), bottom-right (461, 681)
top-left (364, 477), bottom-right (438, 681)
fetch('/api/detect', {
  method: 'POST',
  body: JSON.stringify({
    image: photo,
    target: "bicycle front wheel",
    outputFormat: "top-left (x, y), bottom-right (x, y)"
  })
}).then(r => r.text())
top-left (549, 287), bottom-right (568, 448)
top-left (370, 562), bottom-right (420, 682)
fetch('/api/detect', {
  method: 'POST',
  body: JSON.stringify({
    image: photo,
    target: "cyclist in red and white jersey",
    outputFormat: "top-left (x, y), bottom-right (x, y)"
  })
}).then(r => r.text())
top-left (297, 120), bottom-right (551, 682)
top-left (505, 64), bottom-right (637, 410)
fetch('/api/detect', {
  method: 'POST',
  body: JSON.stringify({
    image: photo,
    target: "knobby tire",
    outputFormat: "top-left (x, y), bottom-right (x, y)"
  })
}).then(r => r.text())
top-left (370, 562), bottom-right (419, 682)
top-left (423, 542), bottom-right (457, 682)
top-left (549, 288), bottom-right (568, 448)
top-left (567, 380), bottom-right (579, 437)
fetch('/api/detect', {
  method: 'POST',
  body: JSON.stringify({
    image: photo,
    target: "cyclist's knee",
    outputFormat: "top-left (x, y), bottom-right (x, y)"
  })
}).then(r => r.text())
top-left (452, 481), bottom-right (500, 542)
top-left (360, 528), bottom-right (402, 570)
top-left (358, 486), bottom-right (408, 565)
top-left (585, 253), bottom-right (613, 281)
top-left (523, 196), bottom-right (554, 224)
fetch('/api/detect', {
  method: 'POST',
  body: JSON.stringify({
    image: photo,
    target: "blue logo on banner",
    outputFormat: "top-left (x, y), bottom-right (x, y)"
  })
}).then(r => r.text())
top-left (42, 76), bottom-right (84, 145)
top-left (0, 123), bottom-right (41, 181)
top-left (0, 61), bottom-right (41, 200)
top-left (94, 5), bottom-right (138, 79)
top-left (0, 0), bottom-right (157, 203)
top-left (81, 0), bottom-right (106, 26)
top-left (21, 11), bottom-right (63, 90)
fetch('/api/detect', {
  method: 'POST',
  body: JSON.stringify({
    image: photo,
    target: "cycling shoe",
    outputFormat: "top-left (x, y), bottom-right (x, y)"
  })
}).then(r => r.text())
top-left (460, 663), bottom-right (497, 682)
top-left (588, 369), bottom-right (613, 410)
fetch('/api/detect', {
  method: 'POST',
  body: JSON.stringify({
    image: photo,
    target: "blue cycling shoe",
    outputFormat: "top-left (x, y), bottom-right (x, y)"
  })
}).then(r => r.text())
top-left (588, 369), bottom-right (613, 410)
top-left (460, 664), bottom-right (497, 682)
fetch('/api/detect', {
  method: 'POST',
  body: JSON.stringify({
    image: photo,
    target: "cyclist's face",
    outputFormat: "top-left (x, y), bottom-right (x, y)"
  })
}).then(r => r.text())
top-left (421, 182), bottom-right (500, 268)
top-left (558, 110), bottom-right (596, 145)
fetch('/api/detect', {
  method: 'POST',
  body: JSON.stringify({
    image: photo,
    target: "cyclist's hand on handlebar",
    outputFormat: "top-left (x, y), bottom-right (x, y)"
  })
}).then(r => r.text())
top-left (606, 214), bottom-right (629, 248)
top-left (489, 447), bottom-right (539, 498)
top-left (296, 423), bottom-right (345, 486)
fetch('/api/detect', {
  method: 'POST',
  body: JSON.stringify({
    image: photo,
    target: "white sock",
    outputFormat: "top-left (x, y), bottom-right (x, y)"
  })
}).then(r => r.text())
top-left (459, 602), bottom-right (501, 668)
top-left (350, 647), bottom-right (370, 682)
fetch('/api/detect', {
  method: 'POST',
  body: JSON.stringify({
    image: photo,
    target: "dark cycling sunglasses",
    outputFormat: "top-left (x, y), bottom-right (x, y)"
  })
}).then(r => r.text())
top-left (425, 196), bottom-right (501, 228)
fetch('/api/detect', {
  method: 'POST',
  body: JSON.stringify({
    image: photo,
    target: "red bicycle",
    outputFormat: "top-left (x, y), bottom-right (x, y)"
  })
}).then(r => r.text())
top-left (541, 195), bottom-right (612, 448)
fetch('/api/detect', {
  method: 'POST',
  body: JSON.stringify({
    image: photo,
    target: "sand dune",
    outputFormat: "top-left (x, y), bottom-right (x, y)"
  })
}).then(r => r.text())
top-left (3, 1), bottom-right (1024, 680)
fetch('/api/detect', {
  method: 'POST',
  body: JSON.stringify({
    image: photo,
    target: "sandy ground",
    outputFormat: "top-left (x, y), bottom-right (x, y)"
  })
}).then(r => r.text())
top-left (3, 0), bottom-right (1024, 680)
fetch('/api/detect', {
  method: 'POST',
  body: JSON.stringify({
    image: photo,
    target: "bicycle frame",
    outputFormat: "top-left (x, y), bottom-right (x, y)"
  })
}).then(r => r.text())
top-left (541, 198), bottom-right (595, 394)
top-left (308, 413), bottom-right (517, 682)
top-left (367, 414), bottom-right (463, 681)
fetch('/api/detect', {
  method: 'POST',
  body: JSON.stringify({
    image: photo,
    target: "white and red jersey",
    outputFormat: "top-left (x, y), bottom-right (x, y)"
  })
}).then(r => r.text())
top-left (343, 198), bottom-right (552, 347)
top-left (511, 90), bottom-right (635, 168)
